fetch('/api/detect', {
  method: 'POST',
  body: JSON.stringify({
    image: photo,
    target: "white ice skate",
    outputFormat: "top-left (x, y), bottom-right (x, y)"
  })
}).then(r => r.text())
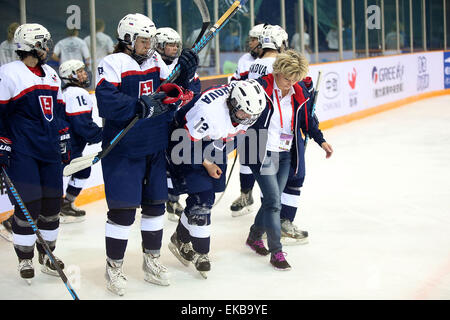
top-left (142, 253), bottom-right (170, 286)
top-left (280, 219), bottom-right (309, 245)
top-left (105, 260), bottom-right (127, 296)
top-left (18, 259), bottom-right (34, 285)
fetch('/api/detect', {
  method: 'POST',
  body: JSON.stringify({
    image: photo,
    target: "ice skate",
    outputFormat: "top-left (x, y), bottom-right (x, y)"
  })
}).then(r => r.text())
top-left (18, 259), bottom-right (34, 285)
top-left (166, 200), bottom-right (183, 222)
top-left (280, 219), bottom-right (309, 245)
top-left (105, 259), bottom-right (127, 296)
top-left (168, 232), bottom-right (196, 266)
top-left (142, 252), bottom-right (170, 286)
top-left (38, 252), bottom-right (64, 277)
top-left (60, 198), bottom-right (86, 224)
top-left (193, 253), bottom-right (210, 279)
top-left (230, 190), bottom-right (254, 217)
top-left (246, 236), bottom-right (270, 256)
top-left (270, 251), bottom-right (291, 271)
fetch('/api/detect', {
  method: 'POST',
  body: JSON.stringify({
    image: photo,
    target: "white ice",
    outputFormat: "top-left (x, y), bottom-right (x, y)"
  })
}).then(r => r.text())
top-left (1, 95), bottom-right (449, 300)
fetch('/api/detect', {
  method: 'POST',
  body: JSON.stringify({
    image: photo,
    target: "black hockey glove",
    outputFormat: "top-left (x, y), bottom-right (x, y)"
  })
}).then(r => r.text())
top-left (59, 127), bottom-right (71, 164)
top-left (0, 137), bottom-right (12, 168)
top-left (137, 92), bottom-right (170, 119)
top-left (177, 49), bottom-right (199, 84)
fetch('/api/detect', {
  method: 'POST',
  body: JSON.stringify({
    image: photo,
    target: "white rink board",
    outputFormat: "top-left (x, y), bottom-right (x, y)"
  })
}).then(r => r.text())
top-left (307, 51), bottom-right (444, 122)
top-left (0, 52), bottom-right (447, 214)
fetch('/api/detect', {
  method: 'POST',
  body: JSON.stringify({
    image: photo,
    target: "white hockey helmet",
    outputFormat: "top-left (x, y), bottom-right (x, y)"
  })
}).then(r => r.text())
top-left (248, 24), bottom-right (265, 39)
top-left (117, 13), bottom-right (157, 61)
top-left (14, 23), bottom-right (51, 52)
top-left (59, 59), bottom-right (90, 87)
top-left (260, 24), bottom-right (289, 51)
top-left (155, 27), bottom-right (182, 62)
top-left (229, 79), bottom-right (266, 126)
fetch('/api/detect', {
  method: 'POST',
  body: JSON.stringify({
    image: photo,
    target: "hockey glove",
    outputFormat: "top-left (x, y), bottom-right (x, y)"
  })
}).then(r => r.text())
top-left (59, 127), bottom-right (71, 164)
top-left (0, 137), bottom-right (12, 168)
top-left (176, 49), bottom-right (199, 84)
top-left (137, 92), bottom-right (170, 119)
top-left (157, 83), bottom-right (194, 109)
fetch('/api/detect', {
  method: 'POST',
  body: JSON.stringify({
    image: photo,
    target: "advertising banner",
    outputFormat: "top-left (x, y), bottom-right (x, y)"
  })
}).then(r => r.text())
top-left (0, 52), bottom-right (447, 215)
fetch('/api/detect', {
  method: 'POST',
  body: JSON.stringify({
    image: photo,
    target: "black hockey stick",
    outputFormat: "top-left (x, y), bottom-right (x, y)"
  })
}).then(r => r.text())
top-left (304, 71), bottom-right (322, 148)
top-left (64, 0), bottom-right (249, 177)
top-left (1, 167), bottom-right (80, 300)
top-left (193, 0), bottom-right (211, 45)
top-left (213, 151), bottom-right (238, 207)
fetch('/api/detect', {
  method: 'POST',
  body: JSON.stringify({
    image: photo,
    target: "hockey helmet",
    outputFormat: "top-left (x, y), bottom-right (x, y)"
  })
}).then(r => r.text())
top-left (117, 13), bottom-right (157, 62)
top-left (14, 23), bottom-right (52, 54)
top-left (229, 79), bottom-right (266, 126)
top-left (260, 25), bottom-right (288, 51)
top-left (59, 59), bottom-right (90, 88)
top-left (155, 27), bottom-right (182, 63)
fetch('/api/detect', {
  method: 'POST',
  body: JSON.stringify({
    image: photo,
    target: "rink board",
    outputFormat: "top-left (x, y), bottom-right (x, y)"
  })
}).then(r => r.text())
top-left (0, 51), bottom-right (448, 219)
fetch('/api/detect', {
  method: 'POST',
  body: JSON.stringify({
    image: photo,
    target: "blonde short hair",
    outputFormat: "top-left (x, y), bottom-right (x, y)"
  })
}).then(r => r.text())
top-left (272, 49), bottom-right (309, 82)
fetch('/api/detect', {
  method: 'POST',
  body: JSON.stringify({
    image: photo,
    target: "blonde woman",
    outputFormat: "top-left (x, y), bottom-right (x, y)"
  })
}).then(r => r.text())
top-left (242, 50), bottom-right (333, 270)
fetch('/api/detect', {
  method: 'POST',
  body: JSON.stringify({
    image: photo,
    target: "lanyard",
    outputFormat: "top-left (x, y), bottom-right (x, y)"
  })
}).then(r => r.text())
top-left (274, 90), bottom-right (294, 132)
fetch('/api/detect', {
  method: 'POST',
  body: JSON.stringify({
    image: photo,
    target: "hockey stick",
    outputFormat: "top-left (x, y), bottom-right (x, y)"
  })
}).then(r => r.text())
top-left (63, 0), bottom-right (248, 177)
top-left (193, 0), bottom-right (211, 45)
top-left (1, 167), bottom-right (80, 300)
top-left (304, 71), bottom-right (322, 148)
top-left (213, 151), bottom-right (238, 207)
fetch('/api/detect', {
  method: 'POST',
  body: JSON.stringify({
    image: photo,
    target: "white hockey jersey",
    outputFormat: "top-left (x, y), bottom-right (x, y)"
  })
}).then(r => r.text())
top-left (184, 84), bottom-right (248, 143)
top-left (231, 53), bottom-right (255, 80)
top-left (0, 60), bottom-right (66, 162)
top-left (248, 56), bottom-right (276, 79)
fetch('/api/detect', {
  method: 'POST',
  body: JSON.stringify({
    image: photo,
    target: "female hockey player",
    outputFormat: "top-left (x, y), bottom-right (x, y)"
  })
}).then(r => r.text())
top-left (167, 79), bottom-right (266, 278)
top-left (59, 59), bottom-right (102, 223)
top-left (230, 24), bottom-right (288, 217)
top-left (95, 13), bottom-right (198, 296)
top-left (243, 50), bottom-right (333, 270)
top-left (0, 23), bottom-right (70, 283)
top-left (155, 27), bottom-right (200, 222)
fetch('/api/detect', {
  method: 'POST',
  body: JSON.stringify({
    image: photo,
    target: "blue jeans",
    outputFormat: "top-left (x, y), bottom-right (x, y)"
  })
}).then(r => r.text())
top-left (249, 151), bottom-right (291, 253)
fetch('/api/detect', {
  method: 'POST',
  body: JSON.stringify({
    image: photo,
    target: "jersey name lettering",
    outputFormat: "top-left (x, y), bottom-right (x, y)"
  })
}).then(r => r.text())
top-left (200, 87), bottom-right (230, 104)
top-left (249, 63), bottom-right (267, 76)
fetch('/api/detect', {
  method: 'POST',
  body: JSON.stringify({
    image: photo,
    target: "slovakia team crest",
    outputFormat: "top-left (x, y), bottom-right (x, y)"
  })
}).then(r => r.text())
top-left (139, 80), bottom-right (154, 96)
top-left (39, 95), bottom-right (54, 121)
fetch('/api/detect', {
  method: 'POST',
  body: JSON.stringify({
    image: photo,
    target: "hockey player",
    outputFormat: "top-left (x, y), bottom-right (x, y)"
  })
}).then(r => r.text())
top-left (242, 50), bottom-right (333, 270)
top-left (167, 79), bottom-right (266, 278)
top-left (155, 27), bottom-right (201, 222)
top-left (59, 59), bottom-right (102, 223)
top-left (230, 24), bottom-right (288, 217)
top-left (0, 23), bottom-right (70, 283)
top-left (230, 23), bottom-right (265, 81)
top-left (95, 13), bottom-right (198, 296)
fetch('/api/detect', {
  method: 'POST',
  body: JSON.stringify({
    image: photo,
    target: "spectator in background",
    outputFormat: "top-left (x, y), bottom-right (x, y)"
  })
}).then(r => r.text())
top-left (385, 24), bottom-right (405, 50)
top-left (52, 28), bottom-right (90, 68)
top-left (290, 23), bottom-right (311, 60)
top-left (0, 22), bottom-right (20, 66)
top-left (83, 19), bottom-right (114, 66)
top-left (326, 20), bottom-right (338, 51)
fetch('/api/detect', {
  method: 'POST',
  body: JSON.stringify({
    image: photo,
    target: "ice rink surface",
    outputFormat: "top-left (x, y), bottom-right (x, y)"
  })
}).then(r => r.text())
top-left (1, 95), bottom-right (449, 300)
